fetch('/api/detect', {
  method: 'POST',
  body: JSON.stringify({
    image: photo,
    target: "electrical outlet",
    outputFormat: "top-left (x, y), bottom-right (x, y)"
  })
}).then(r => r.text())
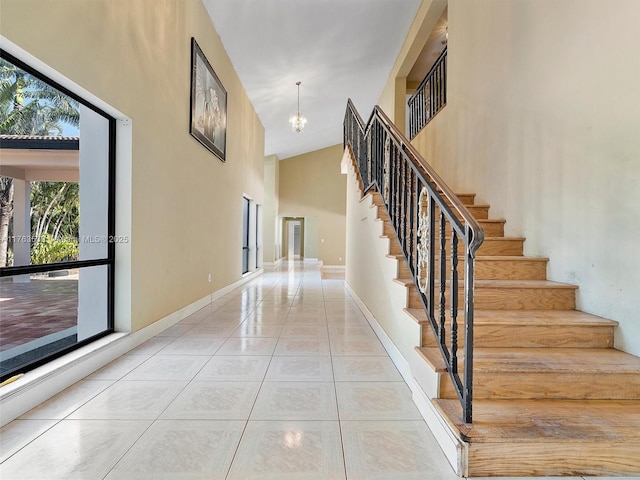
top-left (208, 273), bottom-right (212, 283)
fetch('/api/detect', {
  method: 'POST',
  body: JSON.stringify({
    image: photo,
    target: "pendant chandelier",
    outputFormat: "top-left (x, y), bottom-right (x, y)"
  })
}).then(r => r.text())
top-left (289, 81), bottom-right (307, 133)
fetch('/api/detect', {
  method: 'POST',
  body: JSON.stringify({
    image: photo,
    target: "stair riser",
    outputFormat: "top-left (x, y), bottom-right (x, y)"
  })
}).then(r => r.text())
top-left (478, 222), bottom-right (504, 237)
top-left (427, 239), bottom-right (524, 256)
top-left (452, 194), bottom-right (476, 206)
top-left (408, 286), bottom-right (576, 310)
top-left (393, 256), bottom-right (547, 281)
top-left (477, 239), bottom-right (524, 256)
top-left (440, 206), bottom-right (489, 220)
top-left (413, 221), bottom-right (505, 238)
top-left (441, 372), bottom-right (640, 400)
top-left (476, 260), bottom-right (547, 280)
top-left (420, 259), bottom-right (547, 280)
top-left (467, 442), bottom-right (640, 477)
top-left (422, 325), bottom-right (615, 349)
top-left (383, 231), bottom-right (522, 257)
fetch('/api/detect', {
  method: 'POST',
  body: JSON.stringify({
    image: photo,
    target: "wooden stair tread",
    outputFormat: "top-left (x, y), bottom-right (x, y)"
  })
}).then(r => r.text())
top-left (407, 308), bottom-right (617, 327)
top-left (478, 218), bottom-right (506, 224)
top-left (416, 345), bottom-right (640, 374)
top-left (397, 278), bottom-right (575, 288)
top-left (435, 398), bottom-right (640, 442)
top-left (476, 255), bottom-right (548, 262)
top-left (475, 279), bottom-right (577, 289)
top-left (415, 346), bottom-right (447, 371)
top-left (472, 347), bottom-right (640, 373)
top-left (483, 236), bottom-right (525, 241)
top-left (474, 309), bottom-right (618, 326)
top-left (419, 346), bottom-right (640, 373)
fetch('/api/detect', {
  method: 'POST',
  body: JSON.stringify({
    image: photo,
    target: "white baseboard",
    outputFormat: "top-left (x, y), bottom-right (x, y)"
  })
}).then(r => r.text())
top-left (345, 282), bottom-right (466, 477)
top-left (303, 257), bottom-right (319, 264)
top-left (262, 259), bottom-right (283, 267)
top-left (0, 269), bottom-right (263, 426)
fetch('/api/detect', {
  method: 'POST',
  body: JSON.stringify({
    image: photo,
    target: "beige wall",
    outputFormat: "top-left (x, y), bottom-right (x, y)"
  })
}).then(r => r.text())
top-left (396, 0), bottom-right (640, 355)
top-left (344, 156), bottom-right (422, 361)
top-left (278, 144), bottom-right (346, 265)
top-left (1, 0), bottom-right (265, 332)
top-left (262, 154), bottom-right (280, 263)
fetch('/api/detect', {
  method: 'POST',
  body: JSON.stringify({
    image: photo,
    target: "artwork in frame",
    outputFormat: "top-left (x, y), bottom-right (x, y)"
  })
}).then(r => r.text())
top-left (190, 37), bottom-right (227, 162)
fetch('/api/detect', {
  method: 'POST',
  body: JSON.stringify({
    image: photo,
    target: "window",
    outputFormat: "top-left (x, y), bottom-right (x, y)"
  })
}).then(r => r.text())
top-left (0, 51), bottom-right (115, 381)
top-left (242, 196), bottom-right (250, 274)
top-left (255, 204), bottom-right (261, 269)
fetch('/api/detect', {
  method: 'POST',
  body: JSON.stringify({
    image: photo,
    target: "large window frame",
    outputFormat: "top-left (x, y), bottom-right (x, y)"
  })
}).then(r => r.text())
top-left (0, 50), bottom-right (116, 381)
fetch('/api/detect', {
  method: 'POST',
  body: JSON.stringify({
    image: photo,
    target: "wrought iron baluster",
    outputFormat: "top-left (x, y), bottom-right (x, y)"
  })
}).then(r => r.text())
top-left (450, 229), bottom-right (459, 375)
top-left (438, 211), bottom-right (447, 348)
top-left (408, 168), bottom-right (415, 273)
top-left (391, 142), bottom-right (401, 232)
top-left (399, 157), bottom-right (406, 250)
top-left (428, 194), bottom-right (436, 322)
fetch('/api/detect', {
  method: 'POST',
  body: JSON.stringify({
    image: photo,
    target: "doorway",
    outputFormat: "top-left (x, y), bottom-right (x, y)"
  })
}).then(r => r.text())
top-left (282, 217), bottom-right (304, 260)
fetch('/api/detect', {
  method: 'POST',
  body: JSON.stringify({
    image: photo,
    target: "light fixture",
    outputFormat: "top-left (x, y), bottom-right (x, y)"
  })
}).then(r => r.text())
top-left (289, 81), bottom-right (307, 133)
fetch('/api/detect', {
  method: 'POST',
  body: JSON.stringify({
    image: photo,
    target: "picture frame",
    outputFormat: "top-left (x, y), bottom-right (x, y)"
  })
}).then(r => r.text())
top-left (190, 37), bottom-right (227, 162)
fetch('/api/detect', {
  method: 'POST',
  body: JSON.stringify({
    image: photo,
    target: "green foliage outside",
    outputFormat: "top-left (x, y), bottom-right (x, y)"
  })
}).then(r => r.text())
top-left (0, 56), bottom-right (80, 266)
top-left (30, 232), bottom-right (78, 264)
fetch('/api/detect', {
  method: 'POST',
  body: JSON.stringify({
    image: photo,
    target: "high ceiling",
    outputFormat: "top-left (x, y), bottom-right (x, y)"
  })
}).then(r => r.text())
top-left (202, 0), bottom-right (422, 160)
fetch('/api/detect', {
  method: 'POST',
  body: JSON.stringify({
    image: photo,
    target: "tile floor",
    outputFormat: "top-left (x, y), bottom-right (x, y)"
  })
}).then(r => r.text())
top-left (0, 263), bottom-right (630, 479)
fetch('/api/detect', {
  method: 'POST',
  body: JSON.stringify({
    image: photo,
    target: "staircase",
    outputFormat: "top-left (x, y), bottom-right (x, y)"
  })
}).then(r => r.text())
top-left (372, 190), bottom-right (640, 477)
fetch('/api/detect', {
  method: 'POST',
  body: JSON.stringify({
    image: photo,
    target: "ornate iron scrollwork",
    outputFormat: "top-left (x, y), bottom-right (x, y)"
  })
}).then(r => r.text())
top-left (417, 187), bottom-right (430, 294)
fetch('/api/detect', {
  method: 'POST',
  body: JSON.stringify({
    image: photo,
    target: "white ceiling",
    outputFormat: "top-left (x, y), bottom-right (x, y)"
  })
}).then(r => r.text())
top-left (202, 0), bottom-right (422, 160)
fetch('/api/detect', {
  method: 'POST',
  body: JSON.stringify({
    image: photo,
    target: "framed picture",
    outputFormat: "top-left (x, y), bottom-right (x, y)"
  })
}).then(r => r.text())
top-left (190, 37), bottom-right (227, 162)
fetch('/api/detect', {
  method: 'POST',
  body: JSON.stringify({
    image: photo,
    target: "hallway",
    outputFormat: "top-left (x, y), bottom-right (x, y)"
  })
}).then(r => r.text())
top-left (0, 263), bottom-right (606, 479)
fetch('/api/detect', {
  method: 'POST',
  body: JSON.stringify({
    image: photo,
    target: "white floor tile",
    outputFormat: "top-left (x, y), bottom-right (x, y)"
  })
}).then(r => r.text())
top-left (0, 419), bottom-right (150, 480)
top-left (182, 322), bottom-right (238, 336)
top-left (155, 323), bottom-right (194, 337)
top-left (275, 337), bottom-right (332, 356)
top-left (335, 382), bottom-right (422, 420)
top-left (231, 323), bottom-right (284, 337)
top-left (281, 324), bottom-right (329, 338)
top-left (68, 380), bottom-right (186, 419)
top-left (0, 419), bottom-right (57, 463)
top-left (122, 355), bottom-right (210, 381)
top-left (265, 356), bottom-right (334, 382)
top-left (194, 356), bottom-right (271, 382)
top-left (86, 354), bottom-right (151, 380)
top-left (128, 336), bottom-right (173, 355)
top-left (251, 382), bottom-right (338, 420)
top-left (104, 420), bottom-right (244, 480)
top-left (216, 337), bottom-right (278, 356)
top-left (330, 337), bottom-right (388, 356)
top-left (228, 420), bottom-right (345, 479)
top-left (332, 357), bottom-right (403, 382)
top-left (160, 381), bottom-right (260, 419)
top-left (157, 336), bottom-right (225, 355)
top-left (19, 380), bottom-right (114, 419)
top-left (341, 420), bottom-right (459, 479)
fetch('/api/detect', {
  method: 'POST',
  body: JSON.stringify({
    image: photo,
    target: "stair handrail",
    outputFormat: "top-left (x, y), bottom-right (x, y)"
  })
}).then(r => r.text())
top-left (344, 98), bottom-right (484, 423)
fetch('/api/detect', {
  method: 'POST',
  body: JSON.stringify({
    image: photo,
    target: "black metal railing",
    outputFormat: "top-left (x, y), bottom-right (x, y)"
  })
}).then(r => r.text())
top-left (408, 47), bottom-right (447, 139)
top-left (344, 99), bottom-right (483, 423)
